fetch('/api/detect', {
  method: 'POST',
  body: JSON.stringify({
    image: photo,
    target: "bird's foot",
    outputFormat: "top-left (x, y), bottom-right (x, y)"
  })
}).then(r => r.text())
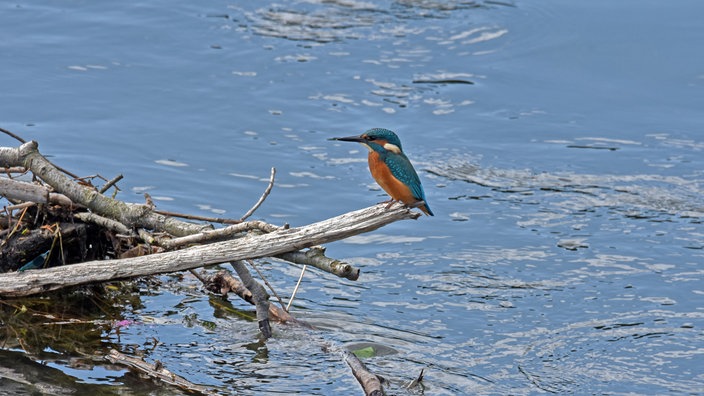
top-left (377, 199), bottom-right (398, 209)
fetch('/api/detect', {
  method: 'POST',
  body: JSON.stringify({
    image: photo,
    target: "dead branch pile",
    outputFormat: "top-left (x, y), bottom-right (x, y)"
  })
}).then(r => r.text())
top-left (0, 132), bottom-right (421, 395)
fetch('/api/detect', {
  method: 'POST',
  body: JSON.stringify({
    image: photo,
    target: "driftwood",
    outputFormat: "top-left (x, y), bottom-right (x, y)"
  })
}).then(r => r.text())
top-left (0, 136), bottom-right (419, 394)
top-left (0, 177), bottom-right (72, 206)
top-left (106, 349), bottom-right (219, 396)
top-left (231, 259), bottom-right (272, 338)
top-left (0, 203), bottom-right (418, 297)
top-left (204, 269), bottom-right (300, 325)
top-left (278, 246), bottom-right (360, 281)
top-left (1, 141), bottom-right (211, 236)
top-left (343, 349), bottom-right (384, 396)
top-left (0, 222), bottom-right (105, 272)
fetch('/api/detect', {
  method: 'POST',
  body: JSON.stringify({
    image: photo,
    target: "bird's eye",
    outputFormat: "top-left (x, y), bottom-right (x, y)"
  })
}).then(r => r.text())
top-left (364, 135), bottom-right (373, 141)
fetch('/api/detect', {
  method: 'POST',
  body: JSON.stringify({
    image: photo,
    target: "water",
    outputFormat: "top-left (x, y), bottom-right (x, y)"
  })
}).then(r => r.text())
top-left (1, 0), bottom-right (703, 394)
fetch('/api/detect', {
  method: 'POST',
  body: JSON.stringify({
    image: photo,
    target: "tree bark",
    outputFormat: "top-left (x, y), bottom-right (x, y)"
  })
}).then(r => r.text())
top-left (277, 246), bottom-right (360, 281)
top-left (231, 260), bottom-right (272, 338)
top-left (343, 349), bottom-right (384, 396)
top-left (5, 141), bottom-right (211, 236)
top-left (0, 203), bottom-right (419, 297)
top-left (106, 349), bottom-right (218, 396)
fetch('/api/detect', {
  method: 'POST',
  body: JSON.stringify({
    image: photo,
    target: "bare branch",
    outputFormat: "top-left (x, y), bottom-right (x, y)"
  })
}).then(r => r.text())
top-left (4, 141), bottom-right (211, 236)
top-left (231, 260), bottom-right (271, 338)
top-left (106, 349), bottom-right (218, 396)
top-left (98, 174), bottom-right (123, 194)
top-left (4, 202), bottom-right (35, 212)
top-left (0, 203), bottom-right (419, 297)
top-left (0, 177), bottom-right (74, 209)
top-left (49, 192), bottom-right (74, 207)
top-left (343, 349), bottom-right (384, 396)
top-left (74, 212), bottom-right (132, 235)
top-left (206, 270), bottom-right (300, 325)
top-left (152, 209), bottom-right (242, 225)
top-left (2, 166), bottom-right (29, 174)
top-left (160, 220), bottom-right (280, 250)
top-left (0, 177), bottom-right (49, 203)
top-left (0, 127), bottom-right (26, 143)
top-left (248, 259), bottom-right (287, 310)
top-left (240, 167), bottom-right (276, 221)
top-left (277, 246), bottom-right (360, 281)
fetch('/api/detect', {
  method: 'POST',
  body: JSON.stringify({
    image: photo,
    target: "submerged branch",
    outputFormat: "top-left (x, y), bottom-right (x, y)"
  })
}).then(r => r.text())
top-left (231, 260), bottom-right (271, 338)
top-left (343, 349), bottom-right (384, 396)
top-left (205, 270), bottom-right (299, 324)
top-left (106, 349), bottom-right (218, 396)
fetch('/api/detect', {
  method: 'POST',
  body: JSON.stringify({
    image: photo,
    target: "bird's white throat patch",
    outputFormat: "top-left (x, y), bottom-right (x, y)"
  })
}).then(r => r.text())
top-left (383, 143), bottom-right (401, 154)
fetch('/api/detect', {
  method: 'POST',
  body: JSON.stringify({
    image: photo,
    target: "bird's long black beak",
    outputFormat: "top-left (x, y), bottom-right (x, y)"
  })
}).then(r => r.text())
top-left (328, 135), bottom-right (365, 143)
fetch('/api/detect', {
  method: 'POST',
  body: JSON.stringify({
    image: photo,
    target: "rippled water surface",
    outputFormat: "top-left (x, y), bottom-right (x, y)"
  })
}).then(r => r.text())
top-left (1, 0), bottom-right (703, 394)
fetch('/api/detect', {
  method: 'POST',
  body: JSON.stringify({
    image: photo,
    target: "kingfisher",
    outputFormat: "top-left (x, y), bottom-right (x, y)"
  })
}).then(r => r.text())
top-left (330, 128), bottom-right (434, 216)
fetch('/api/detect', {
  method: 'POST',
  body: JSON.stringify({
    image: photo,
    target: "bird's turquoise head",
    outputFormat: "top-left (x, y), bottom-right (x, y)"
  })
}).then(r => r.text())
top-left (330, 128), bottom-right (404, 154)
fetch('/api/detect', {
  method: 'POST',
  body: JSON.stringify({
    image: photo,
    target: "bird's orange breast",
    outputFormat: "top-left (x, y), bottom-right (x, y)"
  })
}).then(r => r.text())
top-left (368, 151), bottom-right (417, 205)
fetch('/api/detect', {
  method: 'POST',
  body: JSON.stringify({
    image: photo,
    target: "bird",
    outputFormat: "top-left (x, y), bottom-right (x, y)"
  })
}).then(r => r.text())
top-left (330, 128), bottom-right (434, 216)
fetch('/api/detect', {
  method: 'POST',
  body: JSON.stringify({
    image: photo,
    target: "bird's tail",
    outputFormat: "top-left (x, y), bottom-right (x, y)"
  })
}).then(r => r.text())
top-left (419, 201), bottom-right (434, 216)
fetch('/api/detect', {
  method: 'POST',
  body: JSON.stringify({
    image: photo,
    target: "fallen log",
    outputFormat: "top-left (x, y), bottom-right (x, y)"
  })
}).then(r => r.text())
top-left (0, 203), bottom-right (419, 297)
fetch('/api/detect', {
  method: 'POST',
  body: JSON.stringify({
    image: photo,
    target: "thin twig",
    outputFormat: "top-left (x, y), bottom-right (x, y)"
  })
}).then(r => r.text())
top-left (99, 174), bottom-right (123, 194)
top-left (6, 206), bottom-right (29, 241)
top-left (189, 269), bottom-right (207, 284)
top-left (287, 265), bottom-right (307, 312)
top-left (152, 209), bottom-right (242, 225)
top-left (74, 174), bottom-right (106, 185)
top-left (240, 167), bottom-right (276, 221)
top-left (160, 220), bottom-right (280, 250)
top-left (54, 166), bottom-right (80, 181)
top-left (74, 212), bottom-right (132, 235)
top-left (0, 127), bottom-right (26, 143)
top-left (4, 202), bottom-right (35, 212)
top-left (248, 259), bottom-right (287, 310)
top-left (2, 167), bottom-right (29, 174)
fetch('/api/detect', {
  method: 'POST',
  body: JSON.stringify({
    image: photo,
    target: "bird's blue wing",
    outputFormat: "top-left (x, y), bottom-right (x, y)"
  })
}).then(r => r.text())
top-left (384, 152), bottom-right (426, 201)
